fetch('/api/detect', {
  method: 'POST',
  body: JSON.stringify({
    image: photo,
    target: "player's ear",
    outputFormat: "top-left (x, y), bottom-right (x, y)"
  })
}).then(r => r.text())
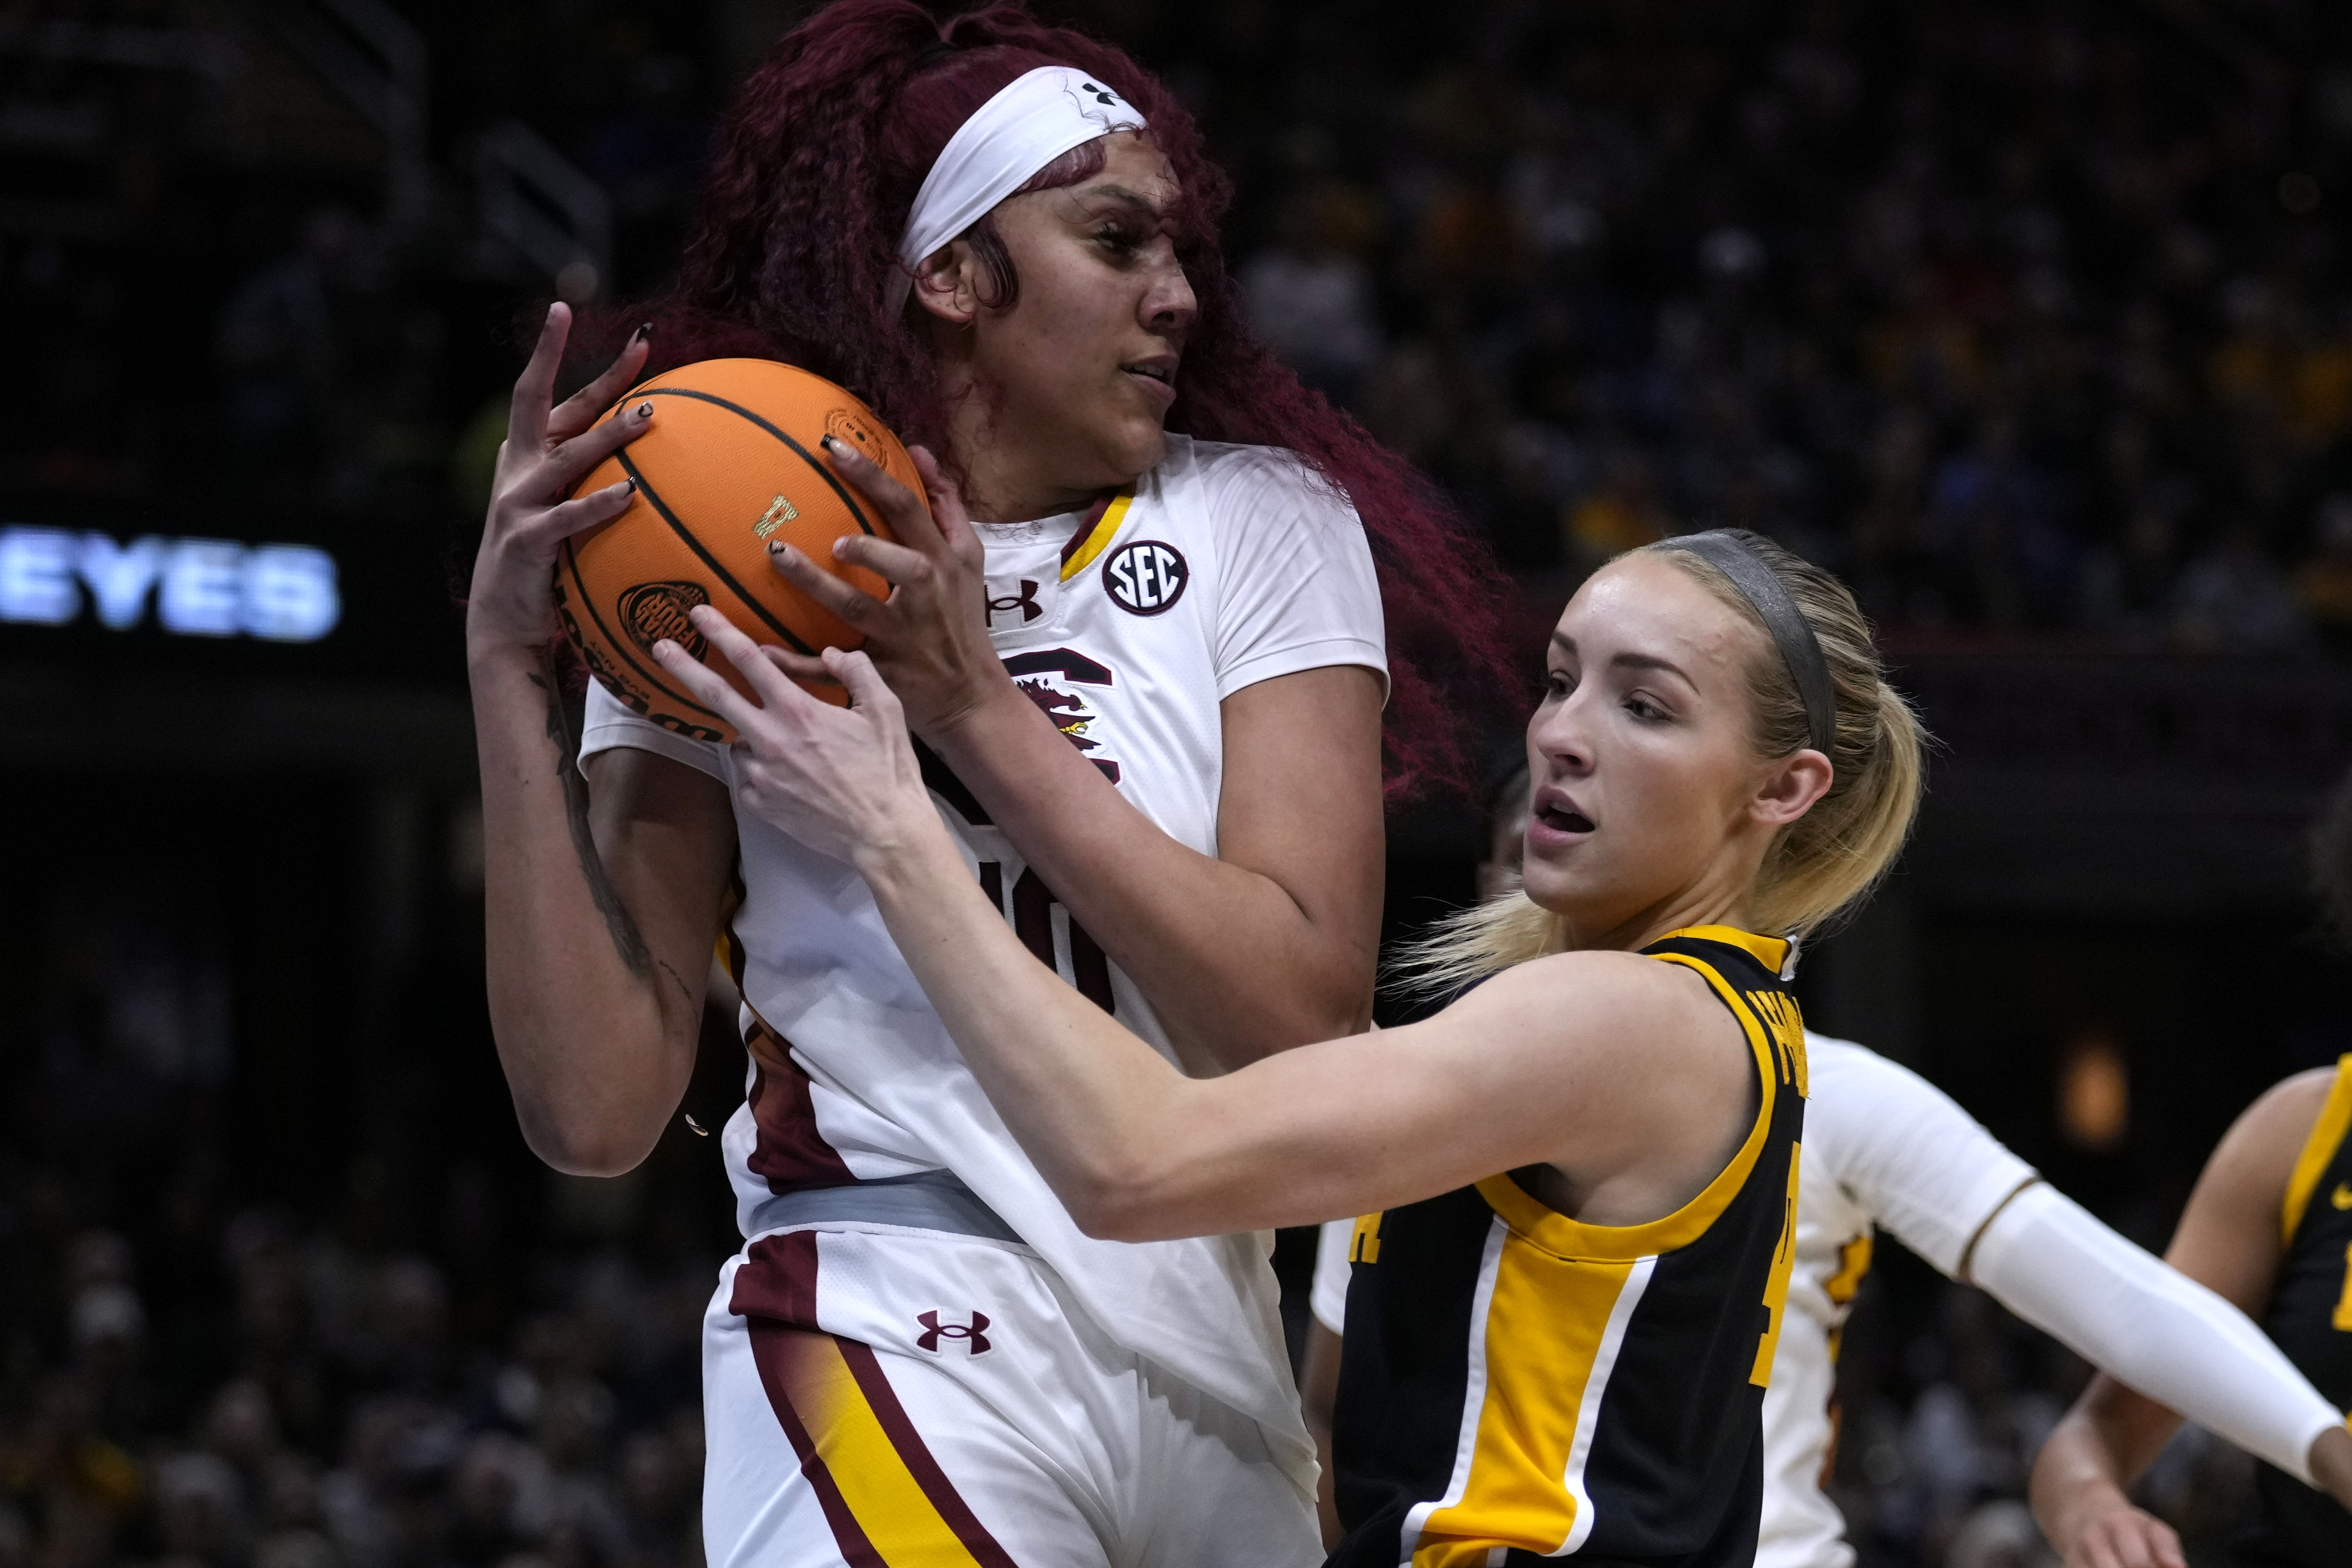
top-left (911, 243), bottom-right (981, 328)
top-left (1750, 748), bottom-right (1832, 829)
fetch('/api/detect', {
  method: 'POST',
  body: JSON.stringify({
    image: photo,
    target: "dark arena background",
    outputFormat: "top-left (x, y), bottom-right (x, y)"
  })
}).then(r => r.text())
top-left (6, 2), bottom-right (2352, 1565)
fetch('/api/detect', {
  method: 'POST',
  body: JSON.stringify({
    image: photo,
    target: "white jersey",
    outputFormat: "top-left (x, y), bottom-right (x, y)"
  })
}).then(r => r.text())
top-left (1757, 1035), bottom-right (2034, 1568)
top-left (583, 434), bottom-right (1385, 1487)
top-left (1309, 1032), bottom-right (2034, 1568)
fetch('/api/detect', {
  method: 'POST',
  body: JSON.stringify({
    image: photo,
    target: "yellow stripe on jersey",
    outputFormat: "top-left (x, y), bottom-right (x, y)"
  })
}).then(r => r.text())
top-left (1409, 935), bottom-right (1807, 1559)
top-left (1411, 1236), bottom-right (1654, 1564)
top-left (1478, 943), bottom-right (1788, 1261)
top-left (767, 1331), bottom-right (997, 1566)
top-left (1665, 926), bottom-right (1807, 1094)
top-left (1060, 490), bottom-right (1132, 581)
top-left (1823, 1230), bottom-right (1875, 1365)
top-left (1673, 923), bottom-right (1793, 976)
top-left (2283, 1056), bottom-right (2352, 1248)
top-left (1351, 1211), bottom-right (1384, 1263)
top-left (1825, 1232), bottom-right (1875, 1311)
top-left (1751, 1146), bottom-right (1802, 1386)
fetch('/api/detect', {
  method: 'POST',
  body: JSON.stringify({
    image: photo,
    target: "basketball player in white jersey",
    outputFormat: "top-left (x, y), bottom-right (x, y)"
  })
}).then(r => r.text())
top-left (454, 9), bottom-right (1483, 1562)
top-left (1301, 767), bottom-right (2352, 1563)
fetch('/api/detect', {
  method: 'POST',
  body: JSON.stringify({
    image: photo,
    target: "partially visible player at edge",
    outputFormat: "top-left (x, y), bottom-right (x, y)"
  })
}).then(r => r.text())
top-left (463, 2), bottom-right (1508, 1564)
top-left (2032, 774), bottom-right (2352, 1568)
top-left (1305, 765), bottom-right (2352, 1563)
top-left (646, 524), bottom-right (1926, 1566)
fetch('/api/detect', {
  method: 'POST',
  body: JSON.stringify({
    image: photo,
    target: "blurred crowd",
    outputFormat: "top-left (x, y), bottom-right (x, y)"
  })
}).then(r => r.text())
top-left (0, 1139), bottom-right (2262, 1568)
top-left (1218, 2), bottom-right (2352, 654)
top-left (12, 1), bottom-right (2352, 656)
top-left (0, 1152), bottom-right (720, 1568)
top-left (0, 848), bottom-right (730, 1568)
top-left (10, 2), bottom-right (2352, 1567)
top-left (1825, 1265), bottom-right (2257, 1568)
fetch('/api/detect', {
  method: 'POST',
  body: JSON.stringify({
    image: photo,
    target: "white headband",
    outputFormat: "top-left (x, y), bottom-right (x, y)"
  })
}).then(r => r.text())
top-left (889, 65), bottom-right (1147, 315)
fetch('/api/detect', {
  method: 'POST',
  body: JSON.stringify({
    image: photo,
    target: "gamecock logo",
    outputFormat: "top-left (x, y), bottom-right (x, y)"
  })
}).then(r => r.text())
top-left (916, 1310), bottom-right (991, 1355)
top-left (619, 581), bottom-right (711, 659)
top-left (1002, 648), bottom-right (1120, 784)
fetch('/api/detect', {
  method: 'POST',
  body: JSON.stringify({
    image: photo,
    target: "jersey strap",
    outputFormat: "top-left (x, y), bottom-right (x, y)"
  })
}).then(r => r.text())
top-left (1059, 487), bottom-right (1133, 580)
top-left (1470, 926), bottom-right (1796, 1262)
top-left (2281, 1055), bottom-right (2352, 1247)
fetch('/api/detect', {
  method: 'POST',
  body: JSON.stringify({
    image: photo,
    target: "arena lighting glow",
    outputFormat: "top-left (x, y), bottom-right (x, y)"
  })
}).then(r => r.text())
top-left (0, 527), bottom-right (340, 642)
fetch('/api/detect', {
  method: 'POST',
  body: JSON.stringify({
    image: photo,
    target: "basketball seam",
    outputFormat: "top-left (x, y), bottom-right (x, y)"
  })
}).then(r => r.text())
top-left (612, 449), bottom-right (819, 656)
top-left (636, 386), bottom-right (886, 538)
top-left (558, 540), bottom-right (729, 725)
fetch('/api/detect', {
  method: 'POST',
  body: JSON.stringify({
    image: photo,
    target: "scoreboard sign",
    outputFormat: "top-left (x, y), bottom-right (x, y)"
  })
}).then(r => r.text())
top-left (0, 527), bottom-right (340, 642)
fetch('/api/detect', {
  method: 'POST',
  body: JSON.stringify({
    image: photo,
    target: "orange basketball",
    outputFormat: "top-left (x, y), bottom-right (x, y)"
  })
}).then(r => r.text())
top-left (554, 358), bottom-right (924, 743)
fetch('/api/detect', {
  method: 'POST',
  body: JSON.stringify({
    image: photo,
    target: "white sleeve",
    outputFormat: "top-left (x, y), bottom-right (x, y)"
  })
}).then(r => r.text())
top-left (1809, 1037), bottom-right (2039, 1277)
top-left (1311, 1216), bottom-right (1354, 1335)
top-left (1971, 1182), bottom-right (2341, 1484)
top-left (578, 679), bottom-right (732, 784)
top-left (1201, 447), bottom-right (1388, 702)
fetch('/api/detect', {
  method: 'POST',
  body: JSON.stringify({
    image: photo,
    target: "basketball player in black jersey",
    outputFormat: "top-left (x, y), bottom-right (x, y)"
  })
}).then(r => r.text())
top-left (2031, 1065), bottom-right (2352, 1568)
top-left (644, 526), bottom-right (1926, 1566)
top-left (2032, 778), bottom-right (2352, 1568)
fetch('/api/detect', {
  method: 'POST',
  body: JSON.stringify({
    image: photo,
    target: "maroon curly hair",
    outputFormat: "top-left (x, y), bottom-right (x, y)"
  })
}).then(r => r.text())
top-left (603, 0), bottom-right (1516, 797)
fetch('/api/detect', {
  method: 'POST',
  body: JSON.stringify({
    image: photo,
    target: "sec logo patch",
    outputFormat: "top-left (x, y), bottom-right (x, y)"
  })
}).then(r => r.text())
top-left (1102, 539), bottom-right (1188, 616)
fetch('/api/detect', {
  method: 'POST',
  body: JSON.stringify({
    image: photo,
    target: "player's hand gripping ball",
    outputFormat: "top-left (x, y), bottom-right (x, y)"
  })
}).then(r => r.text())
top-left (554, 358), bottom-right (930, 743)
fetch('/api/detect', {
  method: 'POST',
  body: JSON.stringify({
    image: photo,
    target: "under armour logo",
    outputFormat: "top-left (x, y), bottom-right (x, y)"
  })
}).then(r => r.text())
top-left (987, 579), bottom-right (1043, 625)
top-left (916, 1310), bottom-right (991, 1355)
top-left (1080, 80), bottom-right (1121, 106)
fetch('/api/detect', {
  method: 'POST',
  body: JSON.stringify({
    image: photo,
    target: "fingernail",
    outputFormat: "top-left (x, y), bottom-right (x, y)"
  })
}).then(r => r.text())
top-left (771, 543), bottom-right (799, 564)
top-left (821, 434), bottom-right (846, 456)
top-left (631, 321), bottom-right (652, 343)
top-left (652, 639), bottom-right (675, 657)
top-left (635, 401), bottom-right (654, 419)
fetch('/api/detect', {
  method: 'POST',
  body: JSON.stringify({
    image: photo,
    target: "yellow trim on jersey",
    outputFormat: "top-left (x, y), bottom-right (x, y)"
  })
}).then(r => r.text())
top-left (1663, 923), bottom-right (1792, 976)
top-left (1823, 1230), bottom-right (1874, 1365)
top-left (1825, 1231), bottom-right (1874, 1311)
top-left (1059, 489), bottom-right (1133, 581)
top-left (1751, 1146), bottom-right (1802, 1385)
top-left (1475, 939), bottom-right (1795, 1261)
top-left (1662, 926), bottom-right (1807, 1092)
top-left (1412, 1245), bottom-right (1646, 1563)
top-left (2282, 1056), bottom-right (2352, 1248)
top-left (768, 1330), bottom-right (997, 1565)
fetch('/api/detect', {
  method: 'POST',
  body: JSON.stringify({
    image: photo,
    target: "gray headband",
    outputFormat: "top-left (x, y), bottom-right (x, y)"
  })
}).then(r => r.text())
top-left (1655, 529), bottom-right (1837, 756)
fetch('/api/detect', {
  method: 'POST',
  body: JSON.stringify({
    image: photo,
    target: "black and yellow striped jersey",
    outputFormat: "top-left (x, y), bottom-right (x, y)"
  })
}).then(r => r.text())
top-left (2240, 1056), bottom-right (2352, 1568)
top-left (1329, 926), bottom-right (1807, 1568)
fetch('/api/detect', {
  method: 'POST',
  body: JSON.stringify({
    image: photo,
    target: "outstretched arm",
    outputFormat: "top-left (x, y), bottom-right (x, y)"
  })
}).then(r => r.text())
top-left (1820, 1048), bottom-right (2347, 1544)
top-left (648, 628), bottom-right (1753, 1239)
top-left (2029, 1070), bottom-right (2352, 1568)
top-left (1974, 1185), bottom-right (2340, 1485)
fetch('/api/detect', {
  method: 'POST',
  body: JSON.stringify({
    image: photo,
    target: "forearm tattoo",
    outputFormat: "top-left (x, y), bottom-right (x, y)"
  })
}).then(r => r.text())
top-left (534, 658), bottom-right (654, 978)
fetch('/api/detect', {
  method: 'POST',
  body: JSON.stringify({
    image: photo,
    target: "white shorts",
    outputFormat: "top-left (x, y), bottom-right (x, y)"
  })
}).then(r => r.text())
top-left (701, 1224), bottom-right (1321, 1568)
